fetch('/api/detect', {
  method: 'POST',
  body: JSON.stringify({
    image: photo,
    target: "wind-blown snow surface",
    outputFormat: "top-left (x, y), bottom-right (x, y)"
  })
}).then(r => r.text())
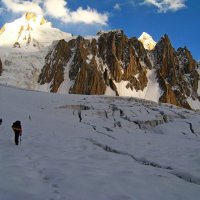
top-left (0, 85), bottom-right (200, 200)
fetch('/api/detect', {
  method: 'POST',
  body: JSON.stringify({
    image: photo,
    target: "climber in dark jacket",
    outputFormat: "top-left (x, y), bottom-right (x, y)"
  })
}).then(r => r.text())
top-left (12, 121), bottom-right (22, 145)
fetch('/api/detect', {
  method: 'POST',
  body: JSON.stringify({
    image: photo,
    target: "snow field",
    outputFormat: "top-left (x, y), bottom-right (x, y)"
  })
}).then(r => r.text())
top-left (0, 85), bottom-right (200, 200)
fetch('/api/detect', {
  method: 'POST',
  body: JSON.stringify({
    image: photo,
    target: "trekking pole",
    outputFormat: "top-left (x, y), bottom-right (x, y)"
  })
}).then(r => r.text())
top-left (20, 135), bottom-right (22, 144)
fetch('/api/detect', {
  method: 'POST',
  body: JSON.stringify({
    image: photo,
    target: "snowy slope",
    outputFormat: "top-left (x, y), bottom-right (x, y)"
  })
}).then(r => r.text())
top-left (0, 47), bottom-right (46, 90)
top-left (110, 69), bottom-right (162, 102)
top-left (0, 85), bottom-right (200, 200)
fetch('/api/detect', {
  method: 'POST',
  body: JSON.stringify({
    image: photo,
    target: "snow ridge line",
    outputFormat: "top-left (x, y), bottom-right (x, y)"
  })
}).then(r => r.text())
top-left (87, 138), bottom-right (200, 186)
top-left (86, 138), bottom-right (172, 170)
top-left (184, 121), bottom-right (198, 136)
top-left (171, 171), bottom-right (200, 186)
top-left (83, 122), bottom-right (117, 140)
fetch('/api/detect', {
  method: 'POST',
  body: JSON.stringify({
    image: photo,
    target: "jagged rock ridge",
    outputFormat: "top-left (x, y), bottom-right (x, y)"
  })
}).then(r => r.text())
top-left (153, 35), bottom-right (199, 109)
top-left (39, 30), bottom-right (151, 96)
top-left (38, 30), bottom-right (199, 109)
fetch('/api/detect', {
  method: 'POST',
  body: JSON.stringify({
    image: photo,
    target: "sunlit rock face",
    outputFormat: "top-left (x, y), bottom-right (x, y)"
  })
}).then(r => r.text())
top-left (39, 30), bottom-right (150, 95)
top-left (153, 35), bottom-right (199, 109)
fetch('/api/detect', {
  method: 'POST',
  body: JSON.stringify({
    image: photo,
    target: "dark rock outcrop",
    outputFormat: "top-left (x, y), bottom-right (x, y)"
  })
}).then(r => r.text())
top-left (13, 42), bottom-right (21, 48)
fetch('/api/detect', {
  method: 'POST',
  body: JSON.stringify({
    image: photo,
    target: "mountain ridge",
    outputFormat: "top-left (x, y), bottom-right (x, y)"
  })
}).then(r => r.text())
top-left (0, 14), bottom-right (199, 110)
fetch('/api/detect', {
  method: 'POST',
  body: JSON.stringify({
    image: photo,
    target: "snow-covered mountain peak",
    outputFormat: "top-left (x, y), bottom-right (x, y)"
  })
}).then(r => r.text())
top-left (0, 13), bottom-right (72, 51)
top-left (138, 32), bottom-right (156, 50)
top-left (24, 12), bottom-right (47, 25)
top-left (97, 29), bottom-right (123, 35)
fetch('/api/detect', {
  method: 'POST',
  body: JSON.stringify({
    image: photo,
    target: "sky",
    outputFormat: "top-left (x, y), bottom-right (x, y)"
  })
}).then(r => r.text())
top-left (0, 0), bottom-right (199, 60)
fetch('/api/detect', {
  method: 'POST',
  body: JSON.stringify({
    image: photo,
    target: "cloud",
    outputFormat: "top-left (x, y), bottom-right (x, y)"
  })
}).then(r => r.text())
top-left (69, 7), bottom-right (108, 25)
top-left (44, 0), bottom-right (108, 25)
top-left (114, 3), bottom-right (121, 10)
top-left (1, 0), bottom-right (108, 25)
top-left (141, 0), bottom-right (187, 13)
top-left (1, 0), bottom-right (43, 15)
top-left (44, 0), bottom-right (69, 18)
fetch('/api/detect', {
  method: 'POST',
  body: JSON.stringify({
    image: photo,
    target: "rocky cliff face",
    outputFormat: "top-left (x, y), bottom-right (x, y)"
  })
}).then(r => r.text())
top-left (39, 37), bottom-right (107, 94)
top-left (177, 47), bottom-right (199, 98)
top-left (97, 31), bottom-right (149, 91)
top-left (39, 30), bottom-right (151, 95)
top-left (152, 35), bottom-right (199, 109)
top-left (37, 31), bottom-right (199, 109)
top-left (38, 39), bottom-right (72, 92)
top-left (69, 36), bottom-right (106, 95)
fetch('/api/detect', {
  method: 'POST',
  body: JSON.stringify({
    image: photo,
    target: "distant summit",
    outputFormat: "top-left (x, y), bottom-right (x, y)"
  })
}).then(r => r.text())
top-left (0, 12), bottom-right (72, 50)
top-left (138, 32), bottom-right (156, 50)
top-left (24, 12), bottom-right (46, 24)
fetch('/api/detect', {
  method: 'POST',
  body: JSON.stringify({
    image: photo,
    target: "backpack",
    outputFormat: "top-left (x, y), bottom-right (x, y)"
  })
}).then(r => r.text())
top-left (12, 121), bottom-right (22, 134)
